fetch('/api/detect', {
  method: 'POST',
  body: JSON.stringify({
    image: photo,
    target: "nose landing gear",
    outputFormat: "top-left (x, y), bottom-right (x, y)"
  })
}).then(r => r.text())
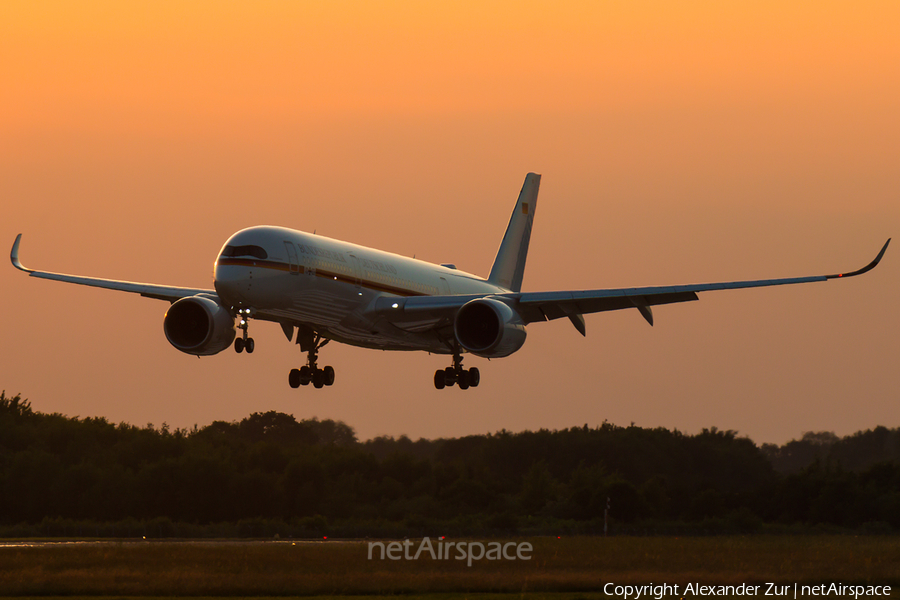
top-left (289, 331), bottom-right (335, 389)
top-left (234, 308), bottom-right (255, 353)
top-left (434, 348), bottom-right (480, 390)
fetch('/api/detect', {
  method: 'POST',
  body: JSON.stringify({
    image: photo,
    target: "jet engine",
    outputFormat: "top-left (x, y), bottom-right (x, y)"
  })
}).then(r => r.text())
top-left (163, 295), bottom-right (236, 356)
top-left (453, 297), bottom-right (527, 358)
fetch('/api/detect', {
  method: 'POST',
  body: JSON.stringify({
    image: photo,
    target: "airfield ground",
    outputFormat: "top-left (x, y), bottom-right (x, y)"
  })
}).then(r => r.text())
top-left (1, 535), bottom-right (898, 597)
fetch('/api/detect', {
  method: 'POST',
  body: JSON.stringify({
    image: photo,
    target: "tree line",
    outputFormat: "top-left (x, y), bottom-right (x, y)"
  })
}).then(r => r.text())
top-left (1, 391), bottom-right (898, 537)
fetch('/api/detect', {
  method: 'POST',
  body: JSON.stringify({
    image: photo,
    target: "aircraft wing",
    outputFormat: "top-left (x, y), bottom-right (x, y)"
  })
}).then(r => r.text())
top-left (377, 239), bottom-right (890, 334)
top-left (10, 234), bottom-right (214, 302)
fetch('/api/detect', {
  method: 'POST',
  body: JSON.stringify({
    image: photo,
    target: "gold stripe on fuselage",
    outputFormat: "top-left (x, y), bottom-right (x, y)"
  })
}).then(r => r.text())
top-left (215, 257), bottom-right (428, 297)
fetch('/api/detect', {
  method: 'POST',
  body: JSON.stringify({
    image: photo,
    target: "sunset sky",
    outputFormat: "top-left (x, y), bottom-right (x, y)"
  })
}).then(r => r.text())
top-left (2, 1), bottom-right (898, 444)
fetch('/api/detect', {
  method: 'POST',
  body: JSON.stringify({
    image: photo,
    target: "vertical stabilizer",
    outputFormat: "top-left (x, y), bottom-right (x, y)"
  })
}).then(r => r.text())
top-left (488, 173), bottom-right (541, 292)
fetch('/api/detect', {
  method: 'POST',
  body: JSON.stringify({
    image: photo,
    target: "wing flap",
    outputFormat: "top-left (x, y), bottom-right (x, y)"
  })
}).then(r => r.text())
top-left (517, 290), bottom-right (699, 324)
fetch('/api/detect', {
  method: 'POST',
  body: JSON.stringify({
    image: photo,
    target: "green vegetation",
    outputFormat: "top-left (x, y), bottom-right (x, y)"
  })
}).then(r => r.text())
top-left (1, 391), bottom-right (900, 537)
top-left (0, 537), bottom-right (899, 596)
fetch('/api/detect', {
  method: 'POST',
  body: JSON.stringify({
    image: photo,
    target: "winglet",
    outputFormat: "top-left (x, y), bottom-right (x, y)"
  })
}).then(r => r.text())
top-left (10, 234), bottom-right (33, 273)
top-left (825, 238), bottom-right (890, 280)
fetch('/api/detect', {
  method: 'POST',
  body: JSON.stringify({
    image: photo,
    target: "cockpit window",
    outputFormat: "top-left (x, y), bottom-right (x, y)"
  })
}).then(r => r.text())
top-left (222, 245), bottom-right (268, 260)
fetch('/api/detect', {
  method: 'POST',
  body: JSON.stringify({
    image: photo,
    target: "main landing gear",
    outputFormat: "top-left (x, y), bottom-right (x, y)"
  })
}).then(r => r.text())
top-left (289, 332), bottom-right (335, 389)
top-left (234, 308), bottom-right (255, 353)
top-left (434, 349), bottom-right (480, 390)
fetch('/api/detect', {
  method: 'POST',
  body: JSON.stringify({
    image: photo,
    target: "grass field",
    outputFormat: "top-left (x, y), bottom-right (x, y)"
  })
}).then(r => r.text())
top-left (0, 536), bottom-right (898, 597)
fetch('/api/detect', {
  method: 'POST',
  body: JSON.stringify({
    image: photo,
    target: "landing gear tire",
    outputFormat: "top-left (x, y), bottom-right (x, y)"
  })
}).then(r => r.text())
top-left (444, 366), bottom-right (456, 387)
top-left (235, 308), bottom-right (254, 354)
top-left (289, 368), bottom-right (301, 388)
top-left (435, 347), bottom-right (480, 390)
top-left (458, 369), bottom-right (470, 390)
top-left (288, 331), bottom-right (333, 390)
top-left (468, 367), bottom-right (480, 387)
top-left (312, 369), bottom-right (325, 389)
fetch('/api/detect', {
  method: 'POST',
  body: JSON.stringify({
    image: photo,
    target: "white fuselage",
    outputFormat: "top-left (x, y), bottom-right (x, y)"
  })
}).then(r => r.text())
top-left (213, 226), bottom-right (507, 353)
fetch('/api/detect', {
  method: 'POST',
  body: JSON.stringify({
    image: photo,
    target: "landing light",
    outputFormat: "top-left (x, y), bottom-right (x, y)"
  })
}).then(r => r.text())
top-left (391, 303), bottom-right (399, 309)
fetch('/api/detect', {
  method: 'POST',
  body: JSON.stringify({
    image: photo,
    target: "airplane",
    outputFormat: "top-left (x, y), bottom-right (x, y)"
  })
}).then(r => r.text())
top-left (11, 173), bottom-right (890, 390)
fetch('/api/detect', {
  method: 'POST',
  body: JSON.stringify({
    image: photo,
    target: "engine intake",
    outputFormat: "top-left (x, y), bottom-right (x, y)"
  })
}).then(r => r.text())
top-left (164, 295), bottom-right (236, 356)
top-left (454, 297), bottom-right (527, 358)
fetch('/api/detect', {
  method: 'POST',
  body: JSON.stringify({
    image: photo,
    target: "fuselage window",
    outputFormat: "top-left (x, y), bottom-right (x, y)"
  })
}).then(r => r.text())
top-left (222, 245), bottom-right (268, 260)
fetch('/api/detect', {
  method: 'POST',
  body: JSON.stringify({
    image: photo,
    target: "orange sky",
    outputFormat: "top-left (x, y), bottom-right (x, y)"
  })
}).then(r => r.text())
top-left (2, 1), bottom-right (898, 444)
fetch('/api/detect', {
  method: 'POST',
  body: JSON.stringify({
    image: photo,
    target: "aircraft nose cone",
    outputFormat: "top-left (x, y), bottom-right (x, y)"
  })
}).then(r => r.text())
top-left (214, 262), bottom-right (249, 305)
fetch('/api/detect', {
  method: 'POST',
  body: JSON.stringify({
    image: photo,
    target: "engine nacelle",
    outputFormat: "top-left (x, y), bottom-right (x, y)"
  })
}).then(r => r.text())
top-left (454, 297), bottom-right (527, 358)
top-left (164, 295), bottom-right (236, 356)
